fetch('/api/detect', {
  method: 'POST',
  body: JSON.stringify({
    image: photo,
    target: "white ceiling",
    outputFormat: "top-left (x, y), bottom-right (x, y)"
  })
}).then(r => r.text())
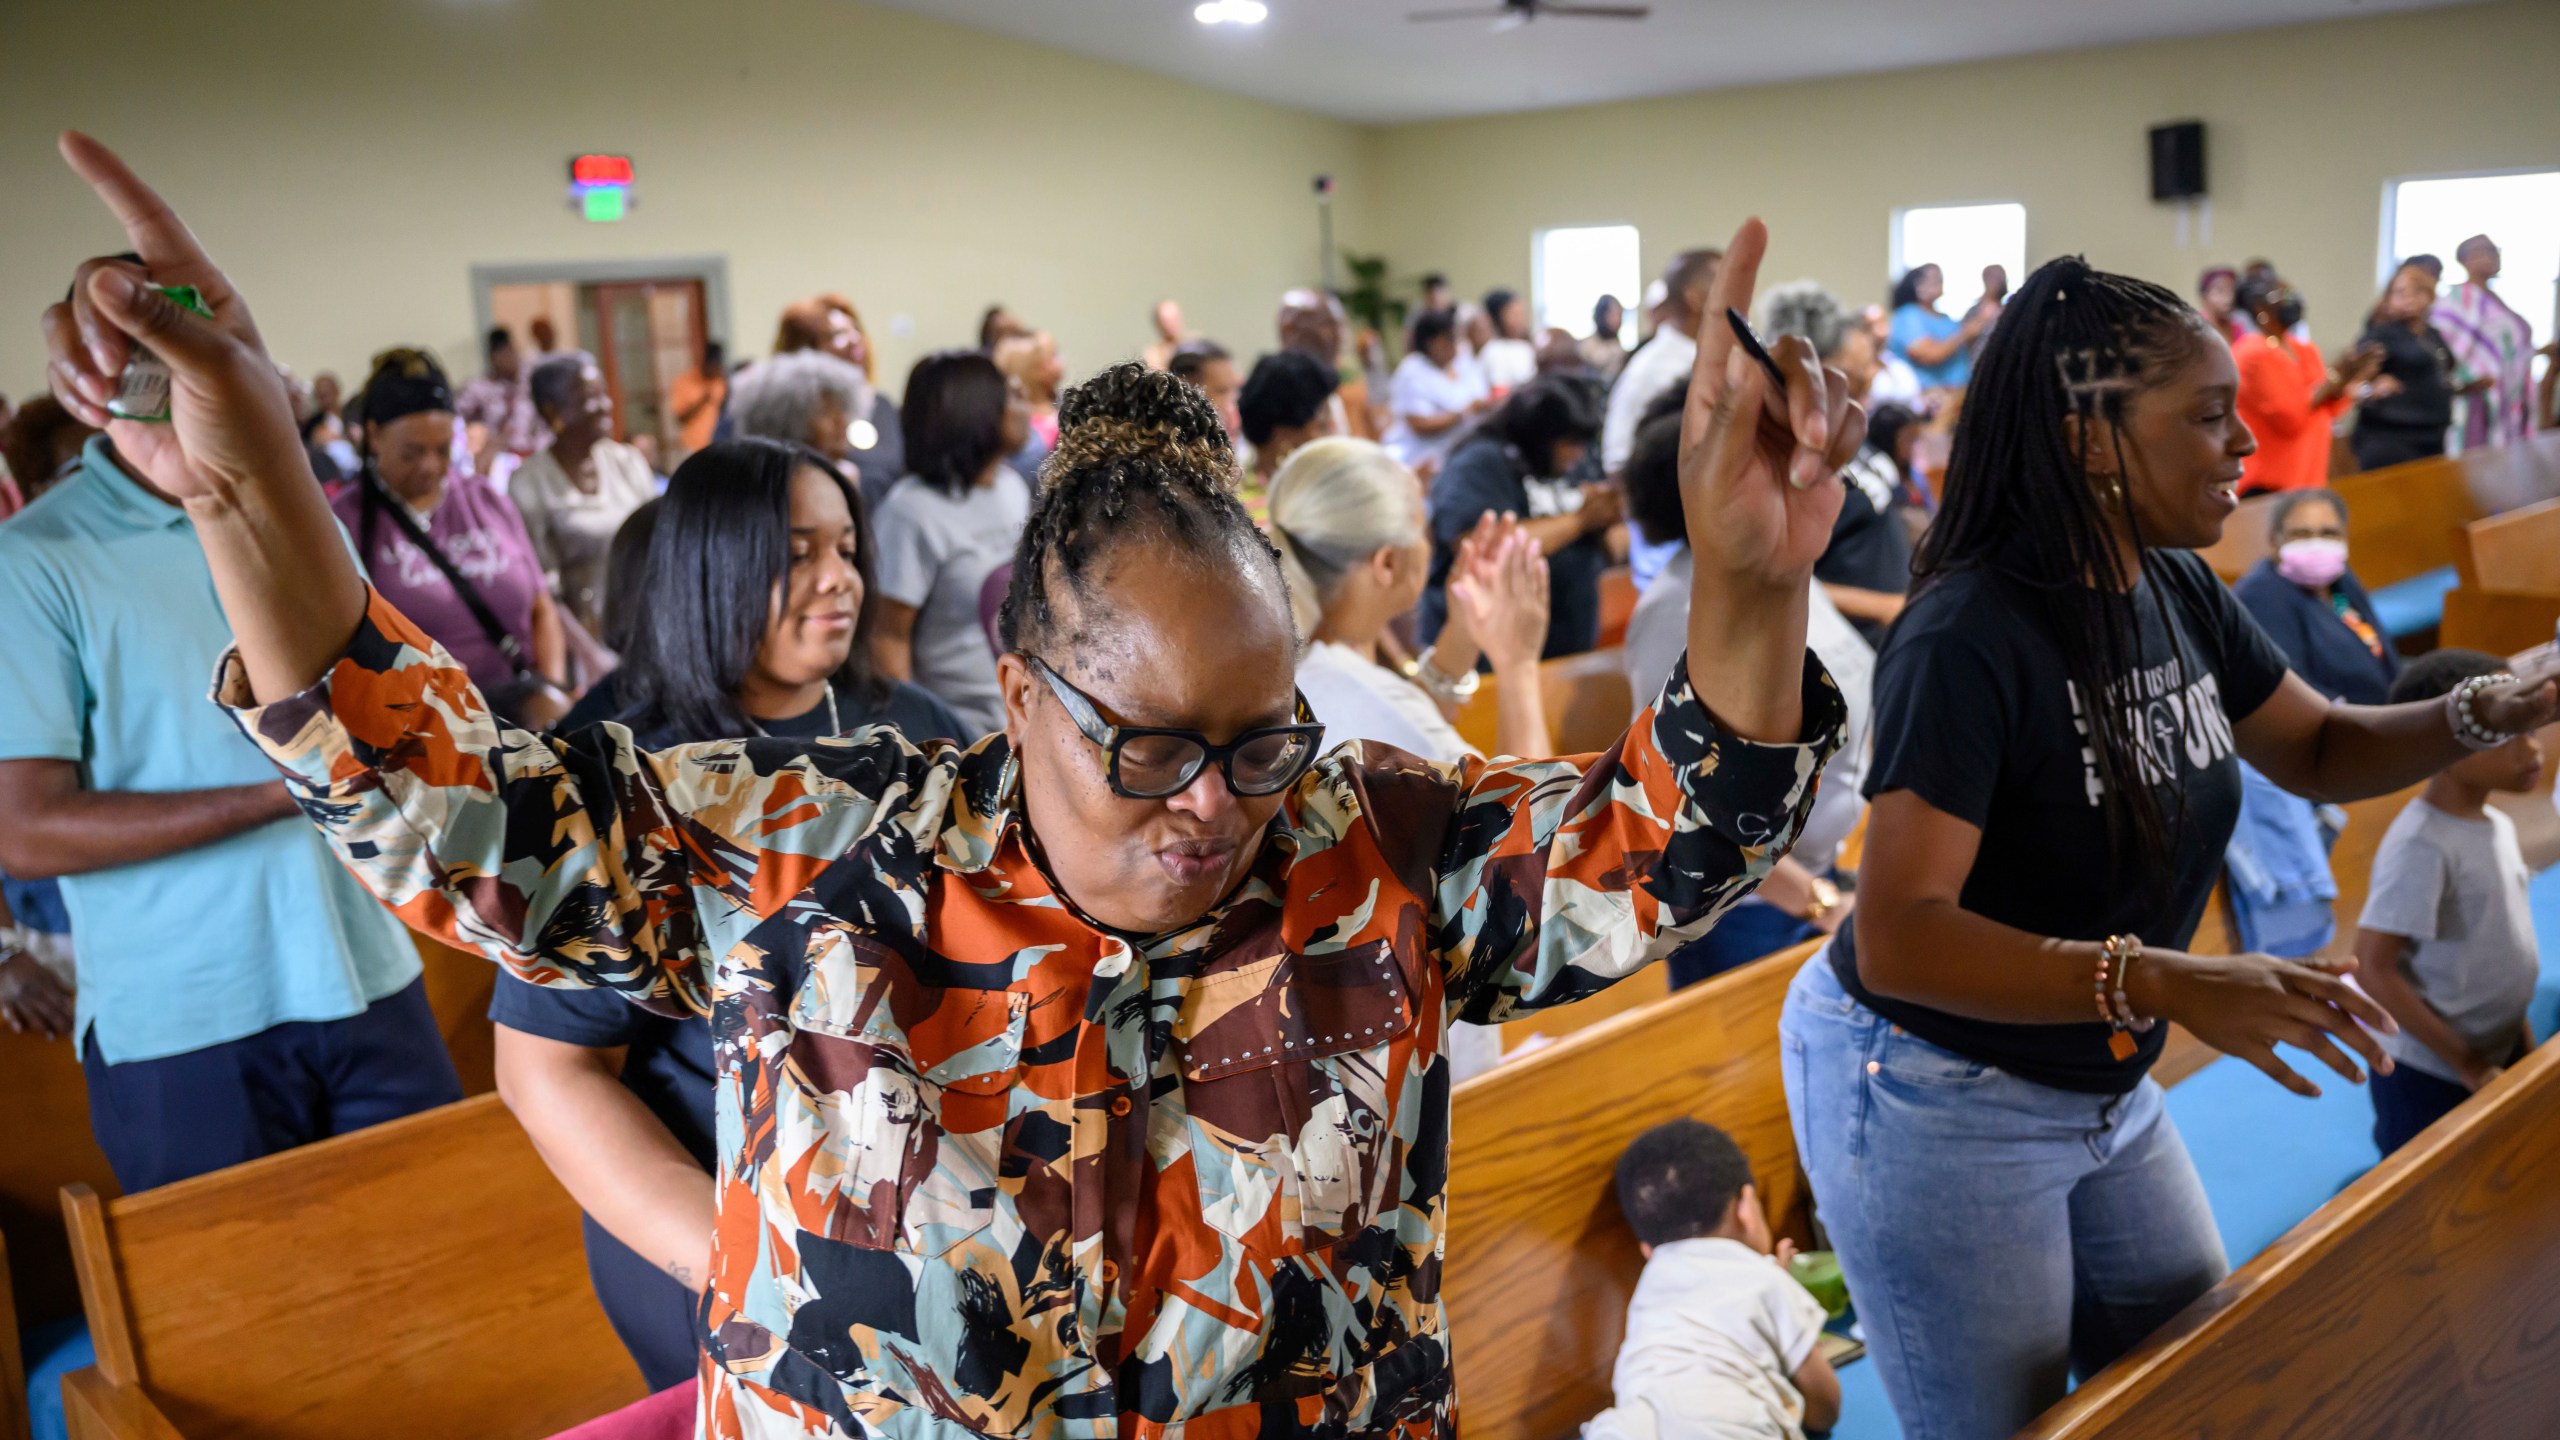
top-left (863, 0), bottom-right (2479, 124)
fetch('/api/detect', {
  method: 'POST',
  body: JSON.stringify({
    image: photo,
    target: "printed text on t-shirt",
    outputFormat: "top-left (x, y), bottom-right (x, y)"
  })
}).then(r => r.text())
top-left (2066, 657), bottom-right (2234, 805)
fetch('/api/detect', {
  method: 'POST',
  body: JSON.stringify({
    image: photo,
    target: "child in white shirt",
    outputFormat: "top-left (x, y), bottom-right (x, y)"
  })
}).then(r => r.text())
top-left (2356, 648), bottom-right (2545, 1155)
top-left (1586, 1119), bottom-right (1841, 1440)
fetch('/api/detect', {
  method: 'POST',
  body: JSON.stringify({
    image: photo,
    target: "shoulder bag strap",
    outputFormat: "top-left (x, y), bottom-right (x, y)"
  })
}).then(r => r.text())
top-left (362, 469), bottom-right (530, 671)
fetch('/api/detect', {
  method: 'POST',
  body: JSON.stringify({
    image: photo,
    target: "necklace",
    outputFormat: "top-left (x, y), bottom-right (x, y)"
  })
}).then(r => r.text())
top-left (748, 685), bottom-right (841, 738)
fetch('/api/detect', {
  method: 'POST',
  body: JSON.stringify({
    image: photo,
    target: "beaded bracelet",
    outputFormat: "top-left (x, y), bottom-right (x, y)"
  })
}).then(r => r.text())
top-left (2447, 671), bottom-right (2517, 753)
top-left (2095, 934), bottom-right (2154, 1060)
top-left (2104, 934), bottom-right (2156, 1036)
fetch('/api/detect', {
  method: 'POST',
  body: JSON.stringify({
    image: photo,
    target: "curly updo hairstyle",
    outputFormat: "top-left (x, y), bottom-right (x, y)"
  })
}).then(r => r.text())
top-left (998, 362), bottom-right (1284, 655)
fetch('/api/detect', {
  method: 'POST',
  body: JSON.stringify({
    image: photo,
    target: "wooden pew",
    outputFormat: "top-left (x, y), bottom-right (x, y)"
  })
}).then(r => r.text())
top-left (59, 1093), bottom-right (644, 1440)
top-left (2332, 455), bottom-right (2478, 592)
top-left (2334, 432), bottom-right (2560, 595)
top-left (1453, 647), bottom-right (1636, 757)
top-left (1446, 939), bottom-right (1822, 1440)
top-left (2016, 1024), bottom-right (2560, 1438)
top-left (7, 929), bottom-right (501, 1346)
top-left (2441, 495), bottom-right (2560, 657)
top-left (0, 1027), bottom-right (120, 1343)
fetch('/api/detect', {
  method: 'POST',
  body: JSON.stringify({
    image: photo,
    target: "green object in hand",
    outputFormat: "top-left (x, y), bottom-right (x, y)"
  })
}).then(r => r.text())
top-left (107, 285), bottom-right (216, 424)
top-left (1789, 1249), bottom-right (1851, 1318)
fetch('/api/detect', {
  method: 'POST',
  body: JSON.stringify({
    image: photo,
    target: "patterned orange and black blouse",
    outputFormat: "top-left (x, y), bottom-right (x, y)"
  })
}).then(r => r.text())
top-left (219, 591), bottom-right (1844, 1440)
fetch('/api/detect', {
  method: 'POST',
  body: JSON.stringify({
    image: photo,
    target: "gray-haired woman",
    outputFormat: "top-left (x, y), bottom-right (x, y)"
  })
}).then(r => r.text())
top-left (509, 351), bottom-right (656, 633)
top-left (728, 349), bottom-right (881, 507)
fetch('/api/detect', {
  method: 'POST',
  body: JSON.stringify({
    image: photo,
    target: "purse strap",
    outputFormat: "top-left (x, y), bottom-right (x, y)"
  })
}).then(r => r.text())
top-left (361, 470), bottom-right (530, 671)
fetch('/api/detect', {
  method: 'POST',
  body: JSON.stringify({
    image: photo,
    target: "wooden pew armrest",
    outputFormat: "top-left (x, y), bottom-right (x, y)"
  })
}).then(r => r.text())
top-left (59, 1369), bottom-right (184, 1440)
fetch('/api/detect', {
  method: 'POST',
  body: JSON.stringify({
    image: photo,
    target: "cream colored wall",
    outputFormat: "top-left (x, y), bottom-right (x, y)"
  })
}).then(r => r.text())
top-left (1370, 0), bottom-right (2560, 357)
top-left (0, 0), bottom-right (1375, 398)
top-left (9, 0), bottom-right (2555, 408)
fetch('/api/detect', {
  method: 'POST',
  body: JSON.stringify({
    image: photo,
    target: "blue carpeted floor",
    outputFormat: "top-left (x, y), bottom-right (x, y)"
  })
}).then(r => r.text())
top-left (1823, 859), bottom-right (2560, 1440)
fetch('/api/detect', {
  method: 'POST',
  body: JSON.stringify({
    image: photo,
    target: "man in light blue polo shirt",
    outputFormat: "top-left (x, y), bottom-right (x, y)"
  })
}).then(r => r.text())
top-left (0, 436), bottom-right (458, 1191)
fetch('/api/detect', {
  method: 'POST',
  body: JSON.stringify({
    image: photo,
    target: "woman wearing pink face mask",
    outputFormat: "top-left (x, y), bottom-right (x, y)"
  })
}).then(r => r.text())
top-left (2233, 489), bottom-right (2401, 705)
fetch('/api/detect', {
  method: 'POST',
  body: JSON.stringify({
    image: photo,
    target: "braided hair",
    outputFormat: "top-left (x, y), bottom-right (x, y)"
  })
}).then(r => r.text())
top-left (1913, 255), bottom-right (2210, 883)
top-left (998, 362), bottom-right (1283, 656)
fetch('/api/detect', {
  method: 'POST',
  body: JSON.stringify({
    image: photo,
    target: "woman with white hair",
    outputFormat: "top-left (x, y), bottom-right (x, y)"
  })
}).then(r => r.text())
top-left (1267, 436), bottom-right (1551, 765)
top-left (727, 349), bottom-right (877, 501)
top-left (510, 351), bottom-right (656, 634)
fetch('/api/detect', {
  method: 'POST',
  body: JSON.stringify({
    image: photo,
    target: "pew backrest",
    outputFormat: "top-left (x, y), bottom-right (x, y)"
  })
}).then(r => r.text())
top-left (2441, 584), bottom-right (2560, 658)
top-left (1447, 939), bottom-right (1820, 1440)
top-left (2333, 456), bottom-right (2478, 591)
top-left (62, 1092), bottom-right (643, 1440)
top-left (2456, 494), bottom-right (2560, 594)
top-left (2016, 1024), bottom-right (2560, 1438)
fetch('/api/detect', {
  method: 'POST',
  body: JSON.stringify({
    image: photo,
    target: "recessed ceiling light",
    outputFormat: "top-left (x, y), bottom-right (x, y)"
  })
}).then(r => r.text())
top-left (1194, 0), bottom-right (1268, 26)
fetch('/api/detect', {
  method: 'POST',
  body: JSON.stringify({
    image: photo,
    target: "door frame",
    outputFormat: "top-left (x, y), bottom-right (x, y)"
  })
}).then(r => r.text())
top-left (585, 277), bottom-right (709, 447)
top-left (468, 254), bottom-right (734, 354)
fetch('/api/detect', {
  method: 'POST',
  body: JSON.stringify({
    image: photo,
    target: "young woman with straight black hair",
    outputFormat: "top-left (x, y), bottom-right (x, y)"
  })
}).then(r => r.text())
top-left (603, 438), bottom-right (963, 749)
top-left (1784, 254), bottom-right (2560, 1440)
top-left (490, 436), bottom-right (961, 1390)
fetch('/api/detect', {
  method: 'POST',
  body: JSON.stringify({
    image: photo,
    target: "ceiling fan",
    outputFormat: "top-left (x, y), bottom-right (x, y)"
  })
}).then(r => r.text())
top-left (1407, 0), bottom-right (1652, 28)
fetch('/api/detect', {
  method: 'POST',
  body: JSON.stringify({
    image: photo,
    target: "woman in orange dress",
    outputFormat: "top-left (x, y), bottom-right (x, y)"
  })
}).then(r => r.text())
top-left (2231, 273), bottom-right (2385, 495)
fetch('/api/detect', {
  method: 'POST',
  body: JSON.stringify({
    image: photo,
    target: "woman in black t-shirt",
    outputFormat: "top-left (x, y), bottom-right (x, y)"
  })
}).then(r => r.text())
top-left (496, 439), bottom-right (961, 1389)
top-left (2351, 257), bottom-right (2462, 470)
top-left (1782, 257), bottom-right (2560, 1440)
top-left (1421, 375), bottom-right (1618, 660)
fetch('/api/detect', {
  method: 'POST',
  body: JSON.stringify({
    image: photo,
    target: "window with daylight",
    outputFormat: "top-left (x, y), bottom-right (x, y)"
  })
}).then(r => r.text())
top-left (2384, 170), bottom-right (2560, 359)
top-left (1892, 203), bottom-right (2027, 305)
top-left (1533, 224), bottom-right (1641, 342)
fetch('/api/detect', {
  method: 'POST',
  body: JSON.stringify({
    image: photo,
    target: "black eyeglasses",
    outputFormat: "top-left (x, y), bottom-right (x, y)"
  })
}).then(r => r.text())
top-left (1023, 654), bottom-right (1325, 800)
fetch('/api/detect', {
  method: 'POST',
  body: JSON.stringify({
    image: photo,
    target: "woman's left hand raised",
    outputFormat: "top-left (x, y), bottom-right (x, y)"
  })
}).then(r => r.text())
top-left (1678, 218), bottom-right (1863, 593)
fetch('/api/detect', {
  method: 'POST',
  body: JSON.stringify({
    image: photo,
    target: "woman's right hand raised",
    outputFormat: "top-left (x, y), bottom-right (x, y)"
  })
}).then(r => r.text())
top-left (42, 132), bottom-right (312, 511)
top-left (2133, 948), bottom-right (2398, 1098)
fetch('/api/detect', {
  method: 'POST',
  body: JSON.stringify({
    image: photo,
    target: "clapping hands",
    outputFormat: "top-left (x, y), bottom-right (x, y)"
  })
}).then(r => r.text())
top-left (1446, 512), bottom-right (1551, 673)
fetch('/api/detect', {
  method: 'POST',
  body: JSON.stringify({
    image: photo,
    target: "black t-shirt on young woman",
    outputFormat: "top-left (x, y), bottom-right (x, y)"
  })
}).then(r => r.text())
top-left (1830, 549), bottom-right (2293, 1093)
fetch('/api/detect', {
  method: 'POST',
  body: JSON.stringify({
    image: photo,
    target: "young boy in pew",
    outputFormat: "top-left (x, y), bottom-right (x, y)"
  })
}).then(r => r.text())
top-left (1585, 1119), bottom-right (1842, 1440)
top-left (2355, 648), bottom-right (2546, 1156)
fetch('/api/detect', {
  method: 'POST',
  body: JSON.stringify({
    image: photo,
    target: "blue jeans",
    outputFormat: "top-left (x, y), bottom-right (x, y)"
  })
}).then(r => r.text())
top-left (1778, 953), bottom-right (2227, 1440)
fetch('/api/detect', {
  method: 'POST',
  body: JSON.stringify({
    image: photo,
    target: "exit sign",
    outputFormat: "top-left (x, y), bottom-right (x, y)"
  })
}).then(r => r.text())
top-left (568, 154), bottom-right (635, 222)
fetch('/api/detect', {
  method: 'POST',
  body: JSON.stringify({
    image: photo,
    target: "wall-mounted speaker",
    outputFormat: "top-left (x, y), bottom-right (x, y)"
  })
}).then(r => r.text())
top-left (2150, 121), bottom-right (2206, 202)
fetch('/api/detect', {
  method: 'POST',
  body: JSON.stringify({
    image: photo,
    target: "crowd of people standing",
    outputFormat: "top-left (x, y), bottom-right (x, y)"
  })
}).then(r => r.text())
top-left (4, 122), bottom-right (2557, 1440)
